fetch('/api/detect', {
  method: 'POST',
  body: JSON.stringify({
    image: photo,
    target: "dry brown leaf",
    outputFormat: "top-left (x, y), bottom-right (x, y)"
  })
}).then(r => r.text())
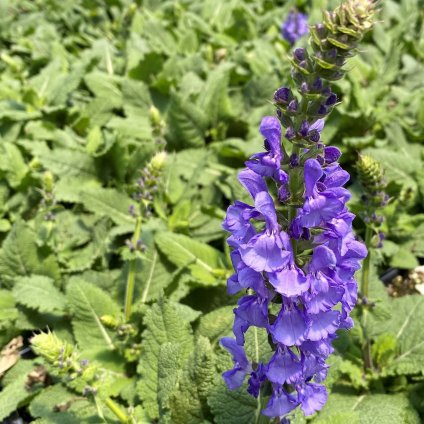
top-left (0, 336), bottom-right (23, 376)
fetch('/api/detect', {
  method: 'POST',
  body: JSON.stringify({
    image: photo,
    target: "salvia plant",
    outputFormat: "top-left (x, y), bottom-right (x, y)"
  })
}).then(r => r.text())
top-left (1, 0), bottom-right (424, 423)
top-left (222, 0), bottom-right (377, 420)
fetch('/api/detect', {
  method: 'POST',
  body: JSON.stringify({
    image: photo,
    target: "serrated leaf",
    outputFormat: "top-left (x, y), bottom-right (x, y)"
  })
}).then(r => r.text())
top-left (0, 290), bottom-right (18, 328)
top-left (374, 295), bottom-right (424, 376)
top-left (197, 63), bottom-right (232, 125)
top-left (66, 279), bottom-right (120, 351)
top-left (81, 187), bottom-right (135, 226)
top-left (12, 276), bottom-right (66, 313)
top-left (167, 92), bottom-right (207, 150)
top-left (0, 142), bottom-right (28, 188)
top-left (155, 231), bottom-right (225, 284)
top-left (166, 336), bottom-right (216, 424)
top-left (137, 298), bottom-right (193, 420)
top-left (0, 221), bottom-right (60, 286)
top-left (30, 145), bottom-right (98, 180)
top-left (157, 342), bottom-right (186, 421)
top-left (208, 379), bottom-right (265, 424)
top-left (314, 393), bottom-right (420, 423)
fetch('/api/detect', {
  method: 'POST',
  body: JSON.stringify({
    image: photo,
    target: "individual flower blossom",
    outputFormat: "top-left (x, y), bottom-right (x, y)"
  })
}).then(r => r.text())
top-left (281, 11), bottom-right (309, 45)
top-left (221, 338), bottom-right (252, 390)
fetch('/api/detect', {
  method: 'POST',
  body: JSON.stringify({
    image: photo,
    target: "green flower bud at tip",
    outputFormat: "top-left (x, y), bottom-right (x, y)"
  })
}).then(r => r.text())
top-left (149, 151), bottom-right (167, 171)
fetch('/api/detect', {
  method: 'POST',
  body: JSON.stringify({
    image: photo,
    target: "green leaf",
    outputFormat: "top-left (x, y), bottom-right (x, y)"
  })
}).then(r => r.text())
top-left (66, 279), bottom-right (120, 351)
top-left (0, 377), bottom-right (33, 421)
top-left (155, 231), bottom-right (225, 284)
top-left (208, 379), bottom-right (264, 424)
top-left (137, 298), bottom-right (193, 420)
top-left (197, 306), bottom-right (234, 346)
top-left (0, 142), bottom-right (28, 188)
top-left (81, 187), bottom-right (135, 226)
top-left (30, 145), bottom-right (98, 180)
top-left (167, 92), bottom-right (208, 150)
top-left (314, 393), bottom-right (420, 423)
top-left (371, 333), bottom-right (397, 368)
top-left (0, 221), bottom-right (60, 286)
top-left (12, 276), bottom-right (66, 313)
top-left (374, 295), bottom-right (424, 376)
top-left (29, 384), bottom-right (86, 424)
top-left (157, 342), bottom-right (186, 422)
top-left (84, 71), bottom-right (122, 107)
top-left (166, 337), bottom-right (216, 423)
top-left (197, 63), bottom-right (232, 125)
top-left (54, 176), bottom-right (101, 203)
top-left (390, 247), bottom-right (419, 269)
top-left (0, 289), bottom-right (18, 328)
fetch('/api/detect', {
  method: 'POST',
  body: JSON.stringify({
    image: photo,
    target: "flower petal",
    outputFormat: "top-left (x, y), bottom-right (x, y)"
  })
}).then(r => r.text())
top-left (307, 310), bottom-right (340, 341)
top-left (268, 267), bottom-right (309, 297)
top-left (304, 159), bottom-right (323, 197)
top-left (238, 169), bottom-right (268, 200)
top-left (271, 307), bottom-right (309, 346)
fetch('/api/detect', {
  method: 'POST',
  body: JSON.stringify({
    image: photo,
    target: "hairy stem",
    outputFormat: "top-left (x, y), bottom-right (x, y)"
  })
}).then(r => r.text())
top-left (105, 398), bottom-right (130, 423)
top-left (124, 216), bottom-right (142, 321)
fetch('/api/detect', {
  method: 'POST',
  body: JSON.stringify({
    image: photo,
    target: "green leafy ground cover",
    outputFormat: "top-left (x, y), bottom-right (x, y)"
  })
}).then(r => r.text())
top-left (0, 0), bottom-right (423, 422)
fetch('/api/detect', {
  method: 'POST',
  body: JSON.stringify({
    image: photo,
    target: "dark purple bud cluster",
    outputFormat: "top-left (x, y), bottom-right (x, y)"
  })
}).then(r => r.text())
top-left (125, 238), bottom-right (146, 253)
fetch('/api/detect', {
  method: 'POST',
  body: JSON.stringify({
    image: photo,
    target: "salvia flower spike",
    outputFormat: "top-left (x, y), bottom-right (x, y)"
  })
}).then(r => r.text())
top-left (281, 11), bottom-right (309, 45)
top-left (221, 0), bottom-right (375, 420)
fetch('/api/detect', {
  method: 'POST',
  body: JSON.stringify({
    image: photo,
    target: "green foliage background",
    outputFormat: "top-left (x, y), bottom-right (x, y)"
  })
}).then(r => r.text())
top-left (0, 0), bottom-right (423, 423)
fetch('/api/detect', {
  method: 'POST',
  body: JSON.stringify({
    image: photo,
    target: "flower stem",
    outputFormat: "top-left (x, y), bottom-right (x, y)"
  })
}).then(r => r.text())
top-left (361, 225), bottom-right (372, 299)
top-left (361, 225), bottom-right (373, 369)
top-left (124, 216), bottom-right (142, 321)
top-left (105, 398), bottom-right (130, 423)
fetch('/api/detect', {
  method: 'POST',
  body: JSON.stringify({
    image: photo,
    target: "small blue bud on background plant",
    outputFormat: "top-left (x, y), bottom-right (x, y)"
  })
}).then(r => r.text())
top-left (281, 11), bottom-right (309, 45)
top-left (221, 0), bottom-right (376, 420)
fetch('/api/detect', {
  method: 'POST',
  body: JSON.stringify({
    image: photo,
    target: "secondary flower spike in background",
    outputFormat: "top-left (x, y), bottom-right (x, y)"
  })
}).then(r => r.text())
top-left (222, 0), bottom-right (376, 420)
top-left (281, 11), bottom-right (309, 45)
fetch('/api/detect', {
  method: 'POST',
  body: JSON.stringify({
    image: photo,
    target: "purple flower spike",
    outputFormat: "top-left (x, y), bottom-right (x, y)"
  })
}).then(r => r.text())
top-left (221, 72), bottom-right (366, 420)
top-left (281, 12), bottom-right (309, 45)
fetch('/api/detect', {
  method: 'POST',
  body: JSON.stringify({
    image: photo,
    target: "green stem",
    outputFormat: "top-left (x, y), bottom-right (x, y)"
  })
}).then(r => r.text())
top-left (361, 225), bottom-right (372, 299)
top-left (124, 216), bottom-right (142, 321)
top-left (288, 144), bottom-right (301, 257)
top-left (105, 398), bottom-right (130, 423)
top-left (361, 225), bottom-right (373, 369)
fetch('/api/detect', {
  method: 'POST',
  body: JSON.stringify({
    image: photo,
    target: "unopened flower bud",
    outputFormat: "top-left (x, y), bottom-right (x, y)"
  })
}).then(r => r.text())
top-left (285, 127), bottom-right (296, 140)
top-left (149, 151), bottom-right (167, 172)
top-left (274, 87), bottom-right (291, 105)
